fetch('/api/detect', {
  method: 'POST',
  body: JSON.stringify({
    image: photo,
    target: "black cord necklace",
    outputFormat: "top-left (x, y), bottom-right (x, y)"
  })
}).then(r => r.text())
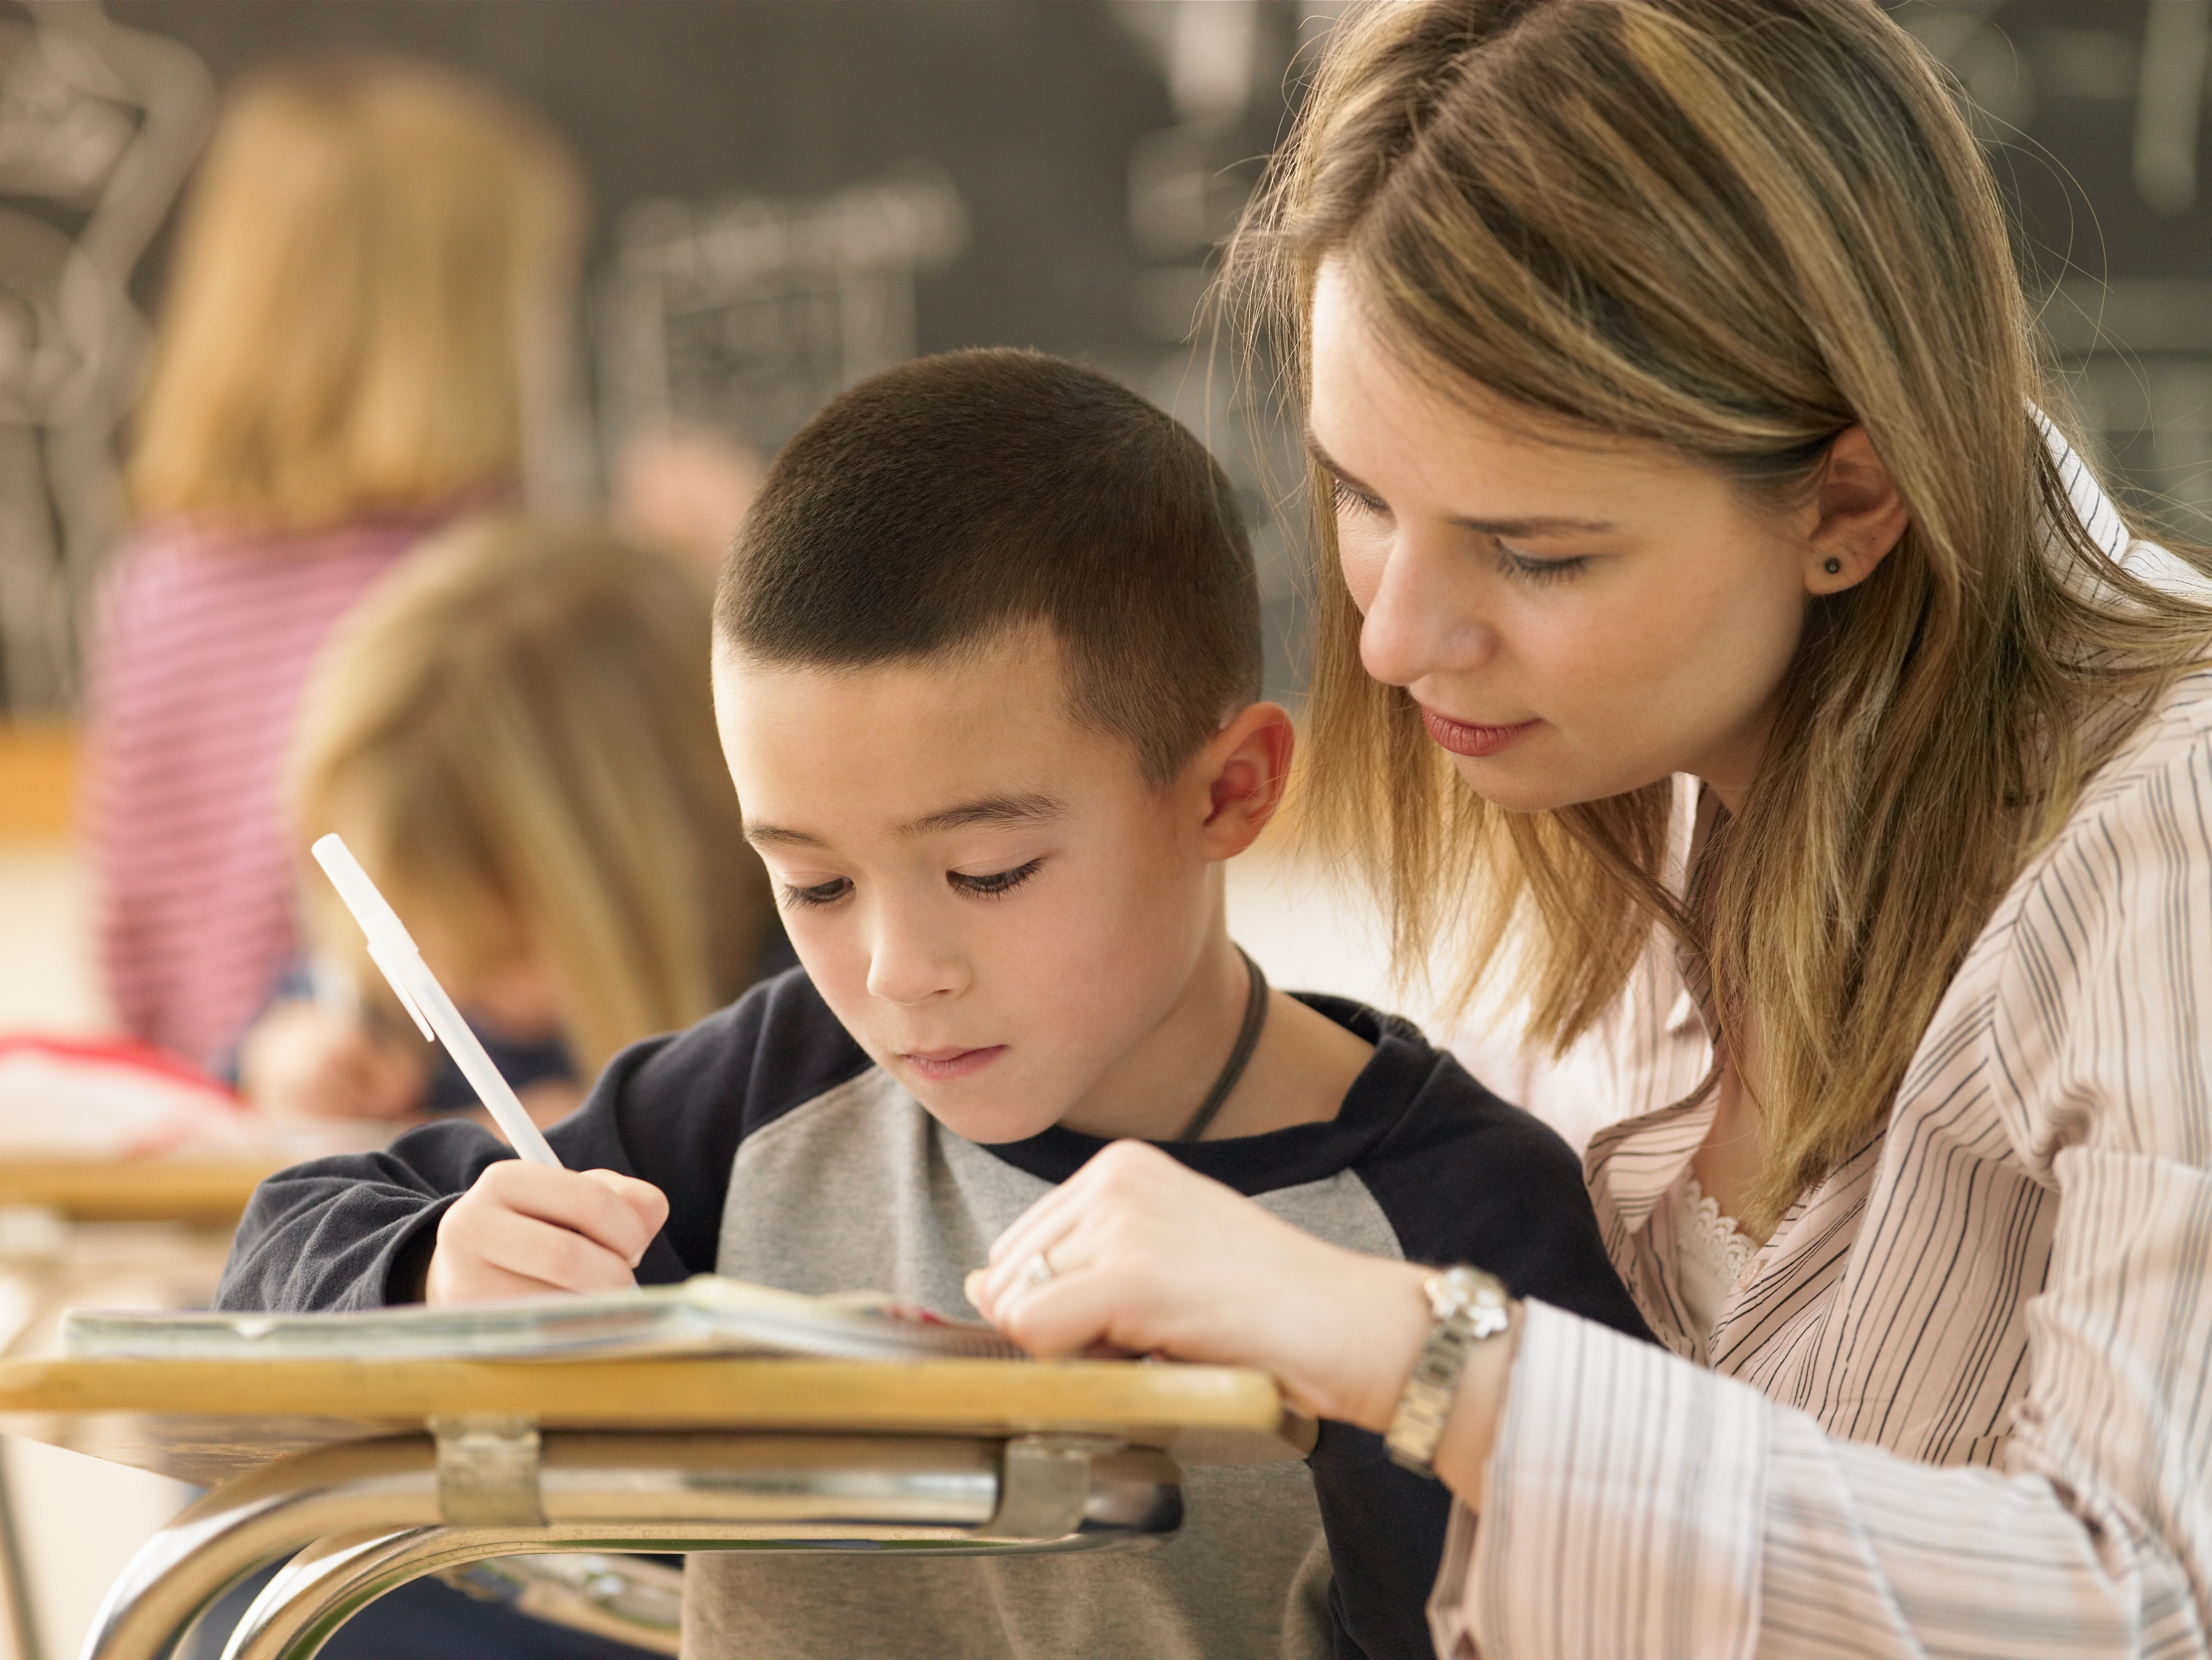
top-left (1175, 947), bottom-right (1270, 1143)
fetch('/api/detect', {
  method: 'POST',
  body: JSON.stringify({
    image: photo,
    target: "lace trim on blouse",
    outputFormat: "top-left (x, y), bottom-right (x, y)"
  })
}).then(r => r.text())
top-left (1673, 1174), bottom-right (1760, 1341)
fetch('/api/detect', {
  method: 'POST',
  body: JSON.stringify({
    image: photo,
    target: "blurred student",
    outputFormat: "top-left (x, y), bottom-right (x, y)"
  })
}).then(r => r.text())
top-left (240, 516), bottom-right (781, 1134)
top-left (84, 60), bottom-right (582, 1076)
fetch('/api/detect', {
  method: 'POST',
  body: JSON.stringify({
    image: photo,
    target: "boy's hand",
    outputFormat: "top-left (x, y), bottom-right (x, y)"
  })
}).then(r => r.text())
top-left (240, 1004), bottom-right (424, 1122)
top-left (425, 1164), bottom-right (668, 1304)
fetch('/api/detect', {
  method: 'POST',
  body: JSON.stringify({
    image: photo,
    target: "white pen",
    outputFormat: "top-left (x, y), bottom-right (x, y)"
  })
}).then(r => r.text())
top-left (311, 832), bottom-right (565, 1169)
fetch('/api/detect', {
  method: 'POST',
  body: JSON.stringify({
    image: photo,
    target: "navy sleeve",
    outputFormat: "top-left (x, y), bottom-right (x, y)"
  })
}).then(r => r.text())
top-left (1356, 1052), bottom-right (1651, 1330)
top-left (216, 968), bottom-right (869, 1313)
top-left (1313, 1047), bottom-right (1655, 1660)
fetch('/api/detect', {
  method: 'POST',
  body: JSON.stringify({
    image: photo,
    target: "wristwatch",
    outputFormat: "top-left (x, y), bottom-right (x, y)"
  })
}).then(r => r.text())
top-left (1384, 1265), bottom-right (1512, 1477)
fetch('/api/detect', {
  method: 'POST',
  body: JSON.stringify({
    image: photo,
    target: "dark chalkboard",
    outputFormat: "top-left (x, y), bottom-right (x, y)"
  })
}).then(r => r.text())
top-left (0, 0), bottom-right (1317, 708)
top-left (2, 1), bottom-right (2208, 712)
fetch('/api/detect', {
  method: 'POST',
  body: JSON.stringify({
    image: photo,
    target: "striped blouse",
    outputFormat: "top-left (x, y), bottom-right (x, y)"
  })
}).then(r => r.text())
top-left (1431, 446), bottom-right (2212, 1657)
top-left (83, 519), bottom-right (435, 1073)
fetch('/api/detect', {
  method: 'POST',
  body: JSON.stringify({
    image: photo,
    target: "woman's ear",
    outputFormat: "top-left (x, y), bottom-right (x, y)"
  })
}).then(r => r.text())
top-left (1804, 426), bottom-right (1911, 594)
top-left (1196, 701), bottom-right (1296, 860)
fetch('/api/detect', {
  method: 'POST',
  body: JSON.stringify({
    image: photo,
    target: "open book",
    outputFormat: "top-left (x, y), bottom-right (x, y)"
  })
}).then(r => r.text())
top-left (61, 1274), bottom-right (1027, 1364)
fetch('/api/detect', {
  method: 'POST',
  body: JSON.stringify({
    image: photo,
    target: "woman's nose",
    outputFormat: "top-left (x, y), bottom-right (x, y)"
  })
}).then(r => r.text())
top-left (1355, 532), bottom-right (1494, 690)
top-left (864, 903), bottom-right (968, 1006)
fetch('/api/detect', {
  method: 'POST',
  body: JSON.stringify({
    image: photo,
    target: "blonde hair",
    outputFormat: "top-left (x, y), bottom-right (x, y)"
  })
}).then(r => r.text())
top-left (1244, 0), bottom-right (2212, 1228)
top-left (128, 61), bottom-right (582, 535)
top-left (291, 517), bottom-right (774, 1075)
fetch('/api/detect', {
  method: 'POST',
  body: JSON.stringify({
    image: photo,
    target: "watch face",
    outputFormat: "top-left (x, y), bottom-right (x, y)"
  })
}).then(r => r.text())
top-left (1428, 1265), bottom-right (1501, 1319)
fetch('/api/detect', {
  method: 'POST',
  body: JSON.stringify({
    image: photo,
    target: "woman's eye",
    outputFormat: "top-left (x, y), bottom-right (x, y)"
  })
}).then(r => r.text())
top-left (780, 877), bottom-right (851, 908)
top-left (1329, 477), bottom-right (1387, 518)
top-left (950, 859), bottom-right (1043, 899)
top-left (1495, 543), bottom-right (1586, 585)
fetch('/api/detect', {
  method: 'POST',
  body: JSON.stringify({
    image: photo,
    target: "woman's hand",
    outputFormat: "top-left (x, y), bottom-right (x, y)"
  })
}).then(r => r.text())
top-left (239, 1003), bottom-right (424, 1122)
top-left (967, 1140), bottom-right (1432, 1429)
top-left (424, 1162), bottom-right (667, 1304)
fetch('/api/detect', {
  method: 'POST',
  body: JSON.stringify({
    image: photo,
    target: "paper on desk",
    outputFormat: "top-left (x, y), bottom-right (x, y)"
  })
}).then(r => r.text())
top-left (61, 1273), bottom-right (1029, 1364)
top-left (0, 1035), bottom-right (254, 1158)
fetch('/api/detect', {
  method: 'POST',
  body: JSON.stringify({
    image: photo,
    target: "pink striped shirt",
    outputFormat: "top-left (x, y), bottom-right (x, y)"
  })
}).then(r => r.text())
top-left (83, 519), bottom-right (434, 1072)
top-left (1431, 441), bottom-right (2212, 1656)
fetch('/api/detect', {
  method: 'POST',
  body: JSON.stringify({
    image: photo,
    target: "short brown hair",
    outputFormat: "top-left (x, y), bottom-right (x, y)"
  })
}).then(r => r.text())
top-left (715, 349), bottom-right (1260, 783)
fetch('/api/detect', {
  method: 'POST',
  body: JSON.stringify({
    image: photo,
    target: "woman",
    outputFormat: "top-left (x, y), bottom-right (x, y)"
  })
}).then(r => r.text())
top-left (85, 60), bottom-right (581, 1075)
top-left (970, 2), bottom-right (2212, 1654)
top-left (239, 515), bottom-right (780, 1128)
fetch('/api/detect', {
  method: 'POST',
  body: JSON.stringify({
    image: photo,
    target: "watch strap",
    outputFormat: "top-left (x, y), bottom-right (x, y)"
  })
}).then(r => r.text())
top-left (1384, 1265), bottom-right (1511, 1477)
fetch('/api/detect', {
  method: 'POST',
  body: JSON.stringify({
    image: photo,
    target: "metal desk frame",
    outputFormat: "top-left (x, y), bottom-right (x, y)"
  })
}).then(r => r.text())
top-left (0, 1353), bottom-right (1305, 1660)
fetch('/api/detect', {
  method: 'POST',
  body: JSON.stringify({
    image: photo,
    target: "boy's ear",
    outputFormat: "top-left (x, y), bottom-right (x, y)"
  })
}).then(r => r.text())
top-left (1196, 701), bottom-right (1295, 859)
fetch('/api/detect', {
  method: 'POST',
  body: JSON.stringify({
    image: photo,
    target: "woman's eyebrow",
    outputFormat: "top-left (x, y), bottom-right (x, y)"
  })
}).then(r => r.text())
top-left (1452, 512), bottom-right (1620, 537)
top-left (1304, 429), bottom-right (1618, 537)
top-left (1303, 429), bottom-right (1364, 489)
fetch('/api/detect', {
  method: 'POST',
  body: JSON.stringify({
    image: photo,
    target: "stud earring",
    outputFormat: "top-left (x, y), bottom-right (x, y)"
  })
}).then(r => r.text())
top-left (1823, 558), bottom-right (1842, 576)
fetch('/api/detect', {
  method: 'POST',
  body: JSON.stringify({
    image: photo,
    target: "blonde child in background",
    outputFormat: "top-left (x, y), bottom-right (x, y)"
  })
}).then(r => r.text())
top-left (240, 516), bottom-right (783, 1135)
top-left (84, 60), bottom-right (583, 1077)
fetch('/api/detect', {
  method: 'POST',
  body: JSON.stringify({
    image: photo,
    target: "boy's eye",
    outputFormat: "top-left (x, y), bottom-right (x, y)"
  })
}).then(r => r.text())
top-left (780, 877), bottom-right (852, 908)
top-left (950, 858), bottom-right (1043, 899)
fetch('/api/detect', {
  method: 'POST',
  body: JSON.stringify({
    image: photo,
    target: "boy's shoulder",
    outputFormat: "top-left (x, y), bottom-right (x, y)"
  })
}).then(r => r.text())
top-left (1279, 993), bottom-right (1650, 1342)
top-left (1301, 992), bottom-right (1584, 1175)
top-left (1168, 990), bottom-right (1582, 1192)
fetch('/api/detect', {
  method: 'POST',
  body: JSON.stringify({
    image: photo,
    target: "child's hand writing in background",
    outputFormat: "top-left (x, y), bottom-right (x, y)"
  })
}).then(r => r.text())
top-left (239, 1003), bottom-right (423, 1123)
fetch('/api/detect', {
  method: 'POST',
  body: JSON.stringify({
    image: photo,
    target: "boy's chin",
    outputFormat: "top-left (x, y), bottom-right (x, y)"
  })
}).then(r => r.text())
top-left (887, 1066), bottom-right (1064, 1146)
top-left (914, 1095), bottom-right (1066, 1146)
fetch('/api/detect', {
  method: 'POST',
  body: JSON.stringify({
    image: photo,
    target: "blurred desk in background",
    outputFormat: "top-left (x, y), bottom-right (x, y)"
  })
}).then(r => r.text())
top-left (0, 724), bottom-right (101, 1052)
top-left (0, 726), bottom-right (75, 843)
top-left (0, 1155), bottom-right (282, 1232)
top-left (0, 1151), bottom-right (277, 1660)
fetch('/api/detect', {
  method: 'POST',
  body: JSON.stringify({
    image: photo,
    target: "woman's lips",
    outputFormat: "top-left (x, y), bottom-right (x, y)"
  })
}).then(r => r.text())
top-left (1420, 706), bottom-right (1540, 758)
top-left (898, 1045), bottom-right (1007, 1081)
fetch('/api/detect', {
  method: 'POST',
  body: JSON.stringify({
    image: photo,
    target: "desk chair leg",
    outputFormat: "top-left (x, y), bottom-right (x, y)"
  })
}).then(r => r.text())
top-left (80, 1441), bottom-right (449, 1660)
top-left (219, 1530), bottom-right (435, 1660)
top-left (88, 1432), bottom-right (1181, 1660)
top-left (0, 1447), bottom-right (41, 1660)
top-left (222, 1534), bottom-right (686, 1660)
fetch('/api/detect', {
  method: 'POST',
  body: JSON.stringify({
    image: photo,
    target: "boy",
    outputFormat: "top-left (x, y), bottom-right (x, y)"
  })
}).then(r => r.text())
top-left (219, 349), bottom-right (1650, 1660)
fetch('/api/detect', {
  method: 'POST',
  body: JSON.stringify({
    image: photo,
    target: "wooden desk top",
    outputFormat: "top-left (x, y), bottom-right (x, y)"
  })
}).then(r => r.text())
top-left (0, 1154), bottom-right (290, 1226)
top-left (0, 1355), bottom-right (1311, 1486)
top-left (0, 721), bottom-right (75, 839)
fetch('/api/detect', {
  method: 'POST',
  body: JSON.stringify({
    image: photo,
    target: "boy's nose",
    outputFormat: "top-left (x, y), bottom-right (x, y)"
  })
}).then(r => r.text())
top-left (863, 914), bottom-right (968, 1005)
